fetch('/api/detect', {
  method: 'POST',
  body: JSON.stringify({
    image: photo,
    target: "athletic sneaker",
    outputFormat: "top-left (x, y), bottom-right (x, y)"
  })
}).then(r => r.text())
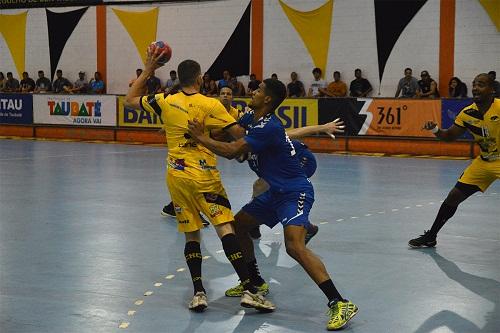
top-left (161, 202), bottom-right (175, 217)
top-left (305, 224), bottom-right (319, 245)
top-left (188, 291), bottom-right (208, 312)
top-left (240, 290), bottom-right (275, 312)
top-left (408, 230), bottom-right (437, 248)
top-left (249, 226), bottom-right (261, 240)
top-left (225, 282), bottom-right (269, 297)
top-left (327, 300), bottom-right (358, 330)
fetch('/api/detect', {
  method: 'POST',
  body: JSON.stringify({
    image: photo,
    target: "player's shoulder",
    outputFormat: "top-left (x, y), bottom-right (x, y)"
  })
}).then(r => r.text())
top-left (458, 101), bottom-right (478, 117)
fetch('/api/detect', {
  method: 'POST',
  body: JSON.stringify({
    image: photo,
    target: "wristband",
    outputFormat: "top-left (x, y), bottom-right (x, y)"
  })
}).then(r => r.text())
top-left (431, 126), bottom-right (440, 134)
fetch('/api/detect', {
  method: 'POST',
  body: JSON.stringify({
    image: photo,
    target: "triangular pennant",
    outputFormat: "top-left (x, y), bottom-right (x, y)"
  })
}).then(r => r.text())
top-left (112, 8), bottom-right (159, 65)
top-left (279, 0), bottom-right (333, 77)
top-left (375, 0), bottom-right (427, 84)
top-left (206, 2), bottom-right (251, 80)
top-left (479, 0), bottom-right (500, 31)
top-left (0, 12), bottom-right (28, 78)
top-left (46, 7), bottom-right (88, 80)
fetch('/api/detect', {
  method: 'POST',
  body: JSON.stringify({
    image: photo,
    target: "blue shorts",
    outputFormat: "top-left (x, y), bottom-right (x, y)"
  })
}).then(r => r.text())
top-left (241, 189), bottom-right (314, 229)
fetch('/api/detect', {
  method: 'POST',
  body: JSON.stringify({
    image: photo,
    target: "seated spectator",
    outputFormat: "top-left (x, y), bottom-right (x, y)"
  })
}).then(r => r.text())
top-left (129, 68), bottom-right (142, 87)
top-left (69, 71), bottom-right (88, 94)
top-left (200, 72), bottom-right (217, 96)
top-left (146, 71), bottom-right (161, 94)
top-left (395, 67), bottom-right (420, 98)
top-left (0, 72), bottom-right (6, 92)
top-left (34, 70), bottom-right (52, 93)
top-left (271, 73), bottom-right (278, 80)
top-left (287, 72), bottom-right (305, 97)
top-left (448, 77), bottom-right (467, 98)
top-left (488, 71), bottom-right (500, 97)
top-left (229, 77), bottom-right (245, 97)
top-left (418, 70), bottom-right (439, 98)
top-left (217, 69), bottom-right (232, 91)
top-left (88, 71), bottom-right (105, 94)
top-left (52, 69), bottom-right (72, 93)
top-left (349, 68), bottom-right (372, 97)
top-left (307, 67), bottom-right (327, 97)
top-left (20, 72), bottom-right (36, 93)
top-left (164, 70), bottom-right (179, 93)
top-left (247, 73), bottom-right (261, 96)
top-left (4, 72), bottom-right (20, 93)
top-left (320, 71), bottom-right (347, 97)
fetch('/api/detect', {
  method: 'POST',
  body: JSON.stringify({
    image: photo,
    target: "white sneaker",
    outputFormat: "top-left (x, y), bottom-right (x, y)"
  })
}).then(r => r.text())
top-left (188, 291), bottom-right (208, 312)
top-left (240, 290), bottom-right (275, 312)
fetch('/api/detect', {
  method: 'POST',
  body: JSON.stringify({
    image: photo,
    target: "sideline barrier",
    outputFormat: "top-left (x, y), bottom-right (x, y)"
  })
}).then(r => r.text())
top-left (0, 94), bottom-right (33, 124)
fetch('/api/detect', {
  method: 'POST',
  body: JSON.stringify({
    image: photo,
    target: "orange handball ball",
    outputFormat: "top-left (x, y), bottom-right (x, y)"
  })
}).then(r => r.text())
top-left (150, 40), bottom-right (172, 65)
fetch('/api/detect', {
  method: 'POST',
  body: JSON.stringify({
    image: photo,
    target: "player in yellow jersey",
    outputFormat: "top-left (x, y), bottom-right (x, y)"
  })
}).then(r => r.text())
top-left (125, 47), bottom-right (275, 312)
top-left (409, 73), bottom-right (500, 248)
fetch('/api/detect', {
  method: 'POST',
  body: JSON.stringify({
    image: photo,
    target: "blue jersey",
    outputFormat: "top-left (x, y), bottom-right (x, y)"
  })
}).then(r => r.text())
top-left (293, 141), bottom-right (316, 178)
top-left (239, 111), bottom-right (313, 193)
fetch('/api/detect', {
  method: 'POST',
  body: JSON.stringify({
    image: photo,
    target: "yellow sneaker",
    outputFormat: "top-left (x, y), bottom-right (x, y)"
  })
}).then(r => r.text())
top-left (327, 300), bottom-right (358, 330)
top-left (225, 282), bottom-right (269, 297)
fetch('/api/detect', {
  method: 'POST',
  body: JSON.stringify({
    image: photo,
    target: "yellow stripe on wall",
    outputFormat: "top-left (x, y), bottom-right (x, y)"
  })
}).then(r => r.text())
top-left (0, 12), bottom-right (28, 77)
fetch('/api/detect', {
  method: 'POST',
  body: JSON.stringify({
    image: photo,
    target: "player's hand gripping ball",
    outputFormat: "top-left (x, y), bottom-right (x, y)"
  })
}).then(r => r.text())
top-left (150, 41), bottom-right (172, 65)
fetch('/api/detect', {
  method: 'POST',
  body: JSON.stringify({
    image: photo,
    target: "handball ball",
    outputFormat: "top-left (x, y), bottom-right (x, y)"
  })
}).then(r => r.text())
top-left (151, 41), bottom-right (172, 65)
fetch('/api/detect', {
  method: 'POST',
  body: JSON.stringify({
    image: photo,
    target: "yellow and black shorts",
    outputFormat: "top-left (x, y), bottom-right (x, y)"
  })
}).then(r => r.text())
top-left (166, 174), bottom-right (234, 232)
top-left (458, 157), bottom-right (500, 192)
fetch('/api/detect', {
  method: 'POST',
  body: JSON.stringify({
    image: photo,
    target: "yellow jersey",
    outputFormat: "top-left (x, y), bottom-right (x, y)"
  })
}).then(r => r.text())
top-left (228, 105), bottom-right (242, 121)
top-left (140, 91), bottom-right (237, 180)
top-left (454, 98), bottom-right (500, 161)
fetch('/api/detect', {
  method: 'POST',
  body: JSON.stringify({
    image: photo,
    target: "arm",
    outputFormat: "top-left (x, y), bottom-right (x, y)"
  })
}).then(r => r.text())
top-left (286, 118), bottom-right (345, 139)
top-left (395, 85), bottom-right (401, 98)
top-left (360, 81), bottom-right (372, 97)
top-left (423, 121), bottom-right (466, 142)
top-left (299, 83), bottom-right (305, 97)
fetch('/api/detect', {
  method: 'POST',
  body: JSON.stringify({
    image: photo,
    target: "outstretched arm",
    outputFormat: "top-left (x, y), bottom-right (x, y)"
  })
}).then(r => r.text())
top-left (286, 118), bottom-right (345, 139)
top-left (423, 121), bottom-right (466, 142)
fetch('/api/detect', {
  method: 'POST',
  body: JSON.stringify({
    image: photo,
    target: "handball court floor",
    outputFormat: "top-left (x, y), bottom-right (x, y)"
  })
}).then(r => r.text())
top-left (0, 139), bottom-right (498, 333)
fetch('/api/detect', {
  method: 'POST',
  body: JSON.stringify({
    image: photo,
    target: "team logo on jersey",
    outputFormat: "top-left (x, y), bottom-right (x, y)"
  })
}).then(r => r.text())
top-left (491, 116), bottom-right (499, 121)
top-left (199, 159), bottom-right (216, 170)
top-left (209, 204), bottom-right (223, 218)
top-left (168, 158), bottom-right (186, 170)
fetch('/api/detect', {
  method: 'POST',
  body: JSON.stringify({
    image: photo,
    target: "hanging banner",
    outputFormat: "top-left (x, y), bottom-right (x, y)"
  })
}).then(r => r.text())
top-left (0, 1), bottom-right (101, 8)
top-left (118, 96), bottom-right (163, 128)
top-left (33, 94), bottom-right (116, 126)
top-left (0, 94), bottom-right (33, 124)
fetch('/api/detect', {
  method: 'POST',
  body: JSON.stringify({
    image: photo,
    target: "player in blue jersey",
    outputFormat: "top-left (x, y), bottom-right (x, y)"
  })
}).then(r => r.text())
top-left (188, 79), bottom-right (357, 331)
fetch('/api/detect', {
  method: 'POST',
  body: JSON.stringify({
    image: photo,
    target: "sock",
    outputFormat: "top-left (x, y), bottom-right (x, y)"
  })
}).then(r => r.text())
top-left (429, 203), bottom-right (458, 236)
top-left (184, 241), bottom-right (205, 294)
top-left (221, 233), bottom-right (258, 294)
top-left (319, 279), bottom-right (344, 306)
top-left (247, 259), bottom-right (266, 286)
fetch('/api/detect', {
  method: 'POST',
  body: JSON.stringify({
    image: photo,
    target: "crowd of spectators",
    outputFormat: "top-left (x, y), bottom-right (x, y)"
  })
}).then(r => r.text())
top-left (1, 68), bottom-right (499, 99)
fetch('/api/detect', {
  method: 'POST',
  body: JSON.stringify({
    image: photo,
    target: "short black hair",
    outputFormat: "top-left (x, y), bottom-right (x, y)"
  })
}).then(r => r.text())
top-left (38, 70), bottom-right (44, 74)
top-left (312, 67), bottom-right (322, 75)
top-left (170, 70), bottom-right (176, 75)
top-left (263, 78), bottom-right (286, 111)
top-left (56, 69), bottom-right (62, 73)
top-left (22, 71), bottom-right (28, 76)
top-left (334, 71), bottom-right (340, 76)
top-left (355, 68), bottom-right (361, 73)
top-left (488, 71), bottom-right (496, 78)
top-left (404, 67), bottom-right (412, 72)
top-left (178, 60), bottom-right (201, 87)
top-left (7, 72), bottom-right (12, 76)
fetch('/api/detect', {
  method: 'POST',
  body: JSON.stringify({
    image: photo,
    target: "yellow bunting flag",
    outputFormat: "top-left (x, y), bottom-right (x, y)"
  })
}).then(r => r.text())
top-left (0, 12), bottom-right (28, 77)
top-left (279, 0), bottom-right (333, 76)
top-left (112, 8), bottom-right (159, 64)
top-left (479, 0), bottom-right (500, 31)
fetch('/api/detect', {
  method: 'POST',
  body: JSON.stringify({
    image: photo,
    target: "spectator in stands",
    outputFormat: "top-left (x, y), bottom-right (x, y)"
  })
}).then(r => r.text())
top-left (129, 68), bottom-right (142, 87)
top-left (488, 71), bottom-right (500, 97)
top-left (308, 67), bottom-right (327, 97)
top-left (20, 72), bottom-right (36, 93)
top-left (219, 86), bottom-right (240, 120)
top-left (287, 71), bottom-right (305, 97)
top-left (146, 71), bottom-right (161, 94)
top-left (69, 71), bottom-right (88, 94)
top-left (218, 69), bottom-right (231, 91)
top-left (200, 72), bottom-right (217, 96)
top-left (395, 67), bottom-right (420, 98)
top-left (4, 72), bottom-right (20, 92)
top-left (271, 73), bottom-right (278, 80)
top-left (320, 71), bottom-right (347, 97)
top-left (247, 73), bottom-right (261, 96)
top-left (89, 71), bottom-right (105, 94)
top-left (349, 68), bottom-right (372, 97)
top-left (229, 77), bottom-right (245, 96)
top-left (0, 72), bottom-right (5, 92)
top-left (448, 77), bottom-right (468, 98)
top-left (52, 69), bottom-right (72, 93)
top-left (418, 70), bottom-right (439, 98)
top-left (34, 70), bottom-right (52, 93)
top-left (164, 70), bottom-right (179, 93)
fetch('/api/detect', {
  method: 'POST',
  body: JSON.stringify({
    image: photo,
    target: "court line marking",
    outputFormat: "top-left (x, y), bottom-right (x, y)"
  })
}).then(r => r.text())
top-left (0, 148), bottom-right (163, 162)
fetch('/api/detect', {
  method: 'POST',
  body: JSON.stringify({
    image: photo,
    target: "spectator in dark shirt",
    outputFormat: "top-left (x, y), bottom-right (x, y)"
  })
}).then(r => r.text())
top-left (4, 72), bottom-right (20, 92)
top-left (89, 71), bottom-right (105, 94)
top-left (395, 67), bottom-right (420, 98)
top-left (418, 70), bottom-right (439, 98)
top-left (200, 72), bottom-right (217, 96)
top-left (52, 69), bottom-right (72, 93)
top-left (349, 68), bottom-right (372, 97)
top-left (0, 72), bottom-right (5, 92)
top-left (69, 71), bottom-right (88, 94)
top-left (287, 72), bottom-right (305, 97)
top-left (488, 71), bottom-right (500, 97)
top-left (247, 73), bottom-right (261, 96)
top-left (34, 70), bottom-right (52, 93)
top-left (20, 72), bottom-right (36, 93)
top-left (146, 71), bottom-right (161, 94)
top-left (448, 77), bottom-right (467, 98)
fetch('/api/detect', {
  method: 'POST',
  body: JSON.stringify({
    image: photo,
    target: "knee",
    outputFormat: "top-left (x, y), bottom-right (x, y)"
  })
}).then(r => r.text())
top-left (285, 242), bottom-right (305, 260)
top-left (445, 187), bottom-right (471, 206)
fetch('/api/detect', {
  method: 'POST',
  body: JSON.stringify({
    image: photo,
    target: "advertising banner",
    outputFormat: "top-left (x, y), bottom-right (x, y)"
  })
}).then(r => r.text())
top-left (0, 94), bottom-right (33, 124)
top-left (33, 94), bottom-right (116, 126)
top-left (441, 98), bottom-right (473, 139)
top-left (118, 96), bottom-right (163, 128)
